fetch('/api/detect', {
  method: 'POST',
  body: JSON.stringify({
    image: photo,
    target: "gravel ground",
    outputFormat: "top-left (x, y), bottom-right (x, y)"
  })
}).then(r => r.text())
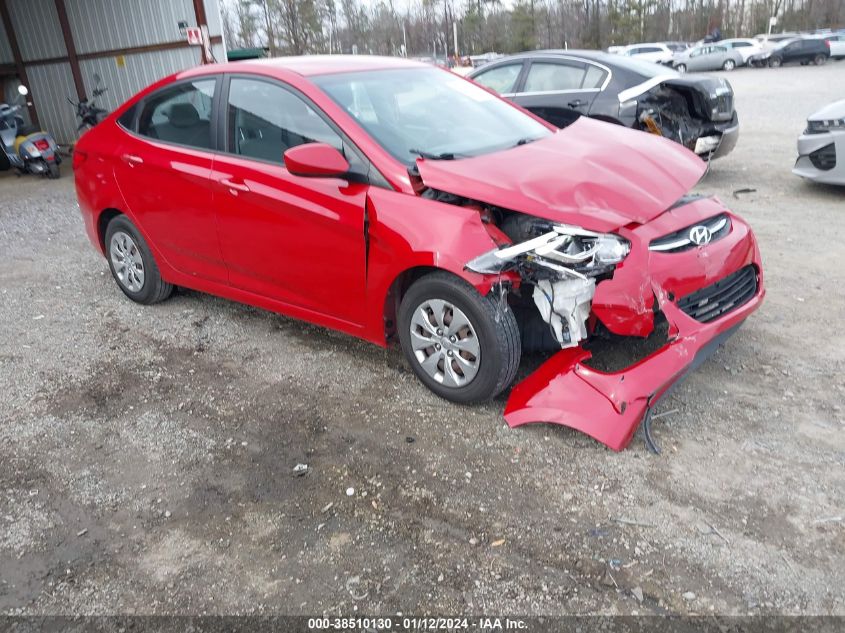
top-left (1, 63), bottom-right (843, 617)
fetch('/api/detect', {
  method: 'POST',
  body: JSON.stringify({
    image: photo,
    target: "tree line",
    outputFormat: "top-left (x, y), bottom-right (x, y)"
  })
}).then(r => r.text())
top-left (221, 0), bottom-right (844, 58)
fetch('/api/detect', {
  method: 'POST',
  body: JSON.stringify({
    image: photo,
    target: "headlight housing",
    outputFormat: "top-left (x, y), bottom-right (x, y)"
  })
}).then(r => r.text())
top-left (806, 118), bottom-right (845, 134)
top-left (467, 224), bottom-right (630, 278)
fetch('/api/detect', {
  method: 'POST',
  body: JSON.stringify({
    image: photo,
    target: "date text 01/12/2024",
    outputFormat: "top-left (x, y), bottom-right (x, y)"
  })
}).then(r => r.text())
top-left (307, 616), bottom-right (528, 630)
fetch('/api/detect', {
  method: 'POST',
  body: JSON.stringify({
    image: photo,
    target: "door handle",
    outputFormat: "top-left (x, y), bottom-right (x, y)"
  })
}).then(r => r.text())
top-left (220, 178), bottom-right (250, 194)
top-left (567, 99), bottom-right (586, 108)
top-left (121, 154), bottom-right (143, 166)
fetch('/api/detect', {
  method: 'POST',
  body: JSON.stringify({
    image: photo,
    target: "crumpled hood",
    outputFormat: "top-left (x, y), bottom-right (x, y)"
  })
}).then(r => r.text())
top-left (416, 116), bottom-right (706, 233)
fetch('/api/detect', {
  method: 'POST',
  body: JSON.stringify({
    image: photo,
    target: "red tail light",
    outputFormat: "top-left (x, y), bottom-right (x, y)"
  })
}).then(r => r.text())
top-left (34, 139), bottom-right (50, 151)
top-left (72, 149), bottom-right (88, 169)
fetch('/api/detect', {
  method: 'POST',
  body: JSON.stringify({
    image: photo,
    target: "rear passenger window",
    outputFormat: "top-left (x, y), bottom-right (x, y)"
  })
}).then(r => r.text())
top-left (137, 79), bottom-right (215, 150)
top-left (583, 65), bottom-right (607, 89)
top-left (524, 62), bottom-right (585, 92)
top-left (226, 78), bottom-right (342, 164)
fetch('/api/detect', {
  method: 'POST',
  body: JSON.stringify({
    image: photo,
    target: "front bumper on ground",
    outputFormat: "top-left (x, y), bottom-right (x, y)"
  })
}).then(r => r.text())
top-left (503, 197), bottom-right (765, 451)
top-left (793, 129), bottom-right (844, 185)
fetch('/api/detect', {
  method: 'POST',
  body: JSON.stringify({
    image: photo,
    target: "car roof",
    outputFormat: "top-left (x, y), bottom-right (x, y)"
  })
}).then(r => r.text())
top-left (218, 55), bottom-right (429, 77)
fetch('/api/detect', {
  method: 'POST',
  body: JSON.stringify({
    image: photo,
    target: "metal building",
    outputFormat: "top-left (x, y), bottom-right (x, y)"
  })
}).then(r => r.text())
top-left (0, 0), bottom-right (226, 144)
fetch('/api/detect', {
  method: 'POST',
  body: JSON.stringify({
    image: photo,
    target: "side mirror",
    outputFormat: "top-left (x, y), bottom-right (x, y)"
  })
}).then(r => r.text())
top-left (284, 142), bottom-right (350, 178)
top-left (17, 85), bottom-right (29, 96)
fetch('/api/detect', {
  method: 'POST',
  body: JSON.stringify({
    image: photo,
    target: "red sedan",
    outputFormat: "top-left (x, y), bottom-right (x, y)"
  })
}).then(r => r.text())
top-left (73, 56), bottom-right (764, 451)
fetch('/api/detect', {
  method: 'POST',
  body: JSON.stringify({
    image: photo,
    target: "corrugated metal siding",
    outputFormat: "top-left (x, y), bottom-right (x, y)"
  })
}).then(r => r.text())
top-left (66, 0), bottom-right (198, 55)
top-left (79, 47), bottom-right (202, 113)
top-left (26, 62), bottom-right (77, 143)
top-left (0, 19), bottom-right (14, 64)
top-left (11, 0), bottom-right (225, 143)
top-left (7, 0), bottom-right (67, 61)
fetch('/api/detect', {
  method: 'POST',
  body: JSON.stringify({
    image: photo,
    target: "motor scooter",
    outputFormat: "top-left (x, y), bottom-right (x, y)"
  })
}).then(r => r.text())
top-left (0, 85), bottom-right (61, 178)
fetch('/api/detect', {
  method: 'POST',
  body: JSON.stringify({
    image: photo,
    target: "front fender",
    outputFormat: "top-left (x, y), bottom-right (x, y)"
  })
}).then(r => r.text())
top-left (362, 187), bottom-right (517, 345)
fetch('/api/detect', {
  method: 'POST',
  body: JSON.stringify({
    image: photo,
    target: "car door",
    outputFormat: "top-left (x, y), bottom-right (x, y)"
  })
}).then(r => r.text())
top-left (113, 77), bottom-right (227, 283)
top-left (686, 46), bottom-right (708, 71)
top-left (211, 75), bottom-right (368, 325)
top-left (510, 59), bottom-right (605, 128)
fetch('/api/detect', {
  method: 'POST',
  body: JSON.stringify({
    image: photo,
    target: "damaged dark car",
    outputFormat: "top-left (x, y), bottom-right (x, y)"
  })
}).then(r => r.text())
top-left (468, 50), bottom-right (739, 160)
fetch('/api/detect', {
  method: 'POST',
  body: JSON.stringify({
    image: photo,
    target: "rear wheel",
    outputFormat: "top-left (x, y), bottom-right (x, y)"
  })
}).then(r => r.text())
top-left (398, 272), bottom-right (520, 404)
top-left (722, 59), bottom-right (736, 71)
top-left (47, 162), bottom-right (60, 179)
top-left (814, 54), bottom-right (827, 66)
top-left (104, 215), bottom-right (173, 305)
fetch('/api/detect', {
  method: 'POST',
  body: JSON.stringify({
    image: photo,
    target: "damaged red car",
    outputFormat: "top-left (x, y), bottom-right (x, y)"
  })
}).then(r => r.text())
top-left (74, 56), bottom-right (764, 450)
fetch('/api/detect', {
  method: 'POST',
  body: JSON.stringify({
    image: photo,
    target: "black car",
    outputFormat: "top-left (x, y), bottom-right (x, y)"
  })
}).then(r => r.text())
top-left (748, 37), bottom-right (831, 67)
top-left (468, 50), bottom-right (739, 159)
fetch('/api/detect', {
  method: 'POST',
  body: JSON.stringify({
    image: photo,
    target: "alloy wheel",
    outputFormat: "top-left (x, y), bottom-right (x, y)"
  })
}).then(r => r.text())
top-left (109, 231), bottom-right (145, 293)
top-left (408, 299), bottom-right (480, 388)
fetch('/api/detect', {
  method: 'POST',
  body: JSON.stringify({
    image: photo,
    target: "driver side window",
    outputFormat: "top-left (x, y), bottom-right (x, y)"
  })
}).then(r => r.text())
top-left (226, 77), bottom-right (342, 164)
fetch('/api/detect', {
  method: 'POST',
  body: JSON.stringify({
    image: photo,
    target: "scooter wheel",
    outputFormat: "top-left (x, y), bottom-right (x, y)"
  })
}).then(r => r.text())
top-left (47, 163), bottom-right (60, 179)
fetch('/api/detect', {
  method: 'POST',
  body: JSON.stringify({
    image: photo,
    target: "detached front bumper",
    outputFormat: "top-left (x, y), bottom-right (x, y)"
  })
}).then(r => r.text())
top-left (504, 197), bottom-right (765, 451)
top-left (792, 129), bottom-right (844, 185)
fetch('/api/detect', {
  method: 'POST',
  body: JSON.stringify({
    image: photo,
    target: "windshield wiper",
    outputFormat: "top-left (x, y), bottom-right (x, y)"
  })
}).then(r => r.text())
top-left (512, 136), bottom-right (541, 148)
top-left (409, 148), bottom-right (467, 161)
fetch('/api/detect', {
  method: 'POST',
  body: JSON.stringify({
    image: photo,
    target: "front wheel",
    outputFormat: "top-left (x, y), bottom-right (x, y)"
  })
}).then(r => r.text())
top-left (398, 272), bottom-right (521, 404)
top-left (722, 59), bottom-right (736, 71)
top-left (675, 64), bottom-right (687, 73)
top-left (769, 57), bottom-right (782, 68)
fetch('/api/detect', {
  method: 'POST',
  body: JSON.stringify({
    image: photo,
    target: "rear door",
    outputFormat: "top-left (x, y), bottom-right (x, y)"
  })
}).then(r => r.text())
top-left (510, 58), bottom-right (607, 128)
top-left (113, 76), bottom-right (227, 283)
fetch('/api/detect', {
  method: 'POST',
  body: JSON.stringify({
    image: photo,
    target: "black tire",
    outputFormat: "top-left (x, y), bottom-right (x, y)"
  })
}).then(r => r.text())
top-left (814, 54), bottom-right (826, 66)
top-left (398, 271), bottom-right (521, 404)
top-left (104, 215), bottom-right (173, 305)
top-left (47, 162), bottom-right (60, 179)
top-left (675, 63), bottom-right (687, 73)
top-left (768, 57), bottom-right (782, 68)
top-left (722, 59), bottom-right (736, 71)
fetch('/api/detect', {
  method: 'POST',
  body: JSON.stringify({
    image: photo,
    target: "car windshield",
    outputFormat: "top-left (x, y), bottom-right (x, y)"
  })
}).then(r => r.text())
top-left (314, 67), bottom-right (552, 164)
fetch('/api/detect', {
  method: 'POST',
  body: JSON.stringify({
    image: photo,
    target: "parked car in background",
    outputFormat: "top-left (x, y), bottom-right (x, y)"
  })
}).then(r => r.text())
top-left (754, 32), bottom-right (801, 50)
top-left (73, 55), bottom-right (764, 451)
top-left (748, 37), bottom-right (831, 67)
top-left (672, 44), bottom-right (744, 72)
top-left (811, 32), bottom-right (845, 59)
top-left (793, 98), bottom-right (845, 186)
top-left (620, 43), bottom-right (675, 65)
top-left (719, 38), bottom-right (765, 64)
top-left (468, 50), bottom-right (739, 159)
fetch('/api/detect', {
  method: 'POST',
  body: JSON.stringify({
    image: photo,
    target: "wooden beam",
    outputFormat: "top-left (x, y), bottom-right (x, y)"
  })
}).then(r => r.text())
top-left (53, 0), bottom-right (86, 101)
top-left (20, 36), bottom-right (224, 68)
top-left (192, 0), bottom-right (211, 64)
top-left (0, 0), bottom-right (39, 126)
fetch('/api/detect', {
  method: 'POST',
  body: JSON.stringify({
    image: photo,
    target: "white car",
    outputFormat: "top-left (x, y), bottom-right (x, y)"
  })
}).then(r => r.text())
top-left (793, 99), bottom-right (845, 186)
top-left (719, 38), bottom-right (765, 64)
top-left (812, 33), bottom-right (845, 59)
top-left (754, 33), bottom-right (801, 50)
top-left (621, 43), bottom-right (675, 65)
